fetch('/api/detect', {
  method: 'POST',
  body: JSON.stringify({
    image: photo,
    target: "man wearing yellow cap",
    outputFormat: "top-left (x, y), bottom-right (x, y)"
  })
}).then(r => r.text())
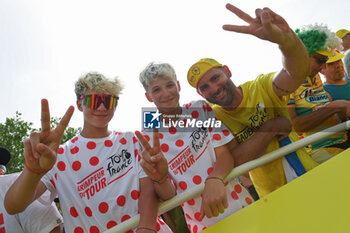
top-left (187, 4), bottom-right (319, 198)
top-left (336, 29), bottom-right (350, 80)
top-left (321, 51), bottom-right (350, 101)
top-left (336, 29), bottom-right (350, 52)
top-left (288, 25), bottom-right (350, 164)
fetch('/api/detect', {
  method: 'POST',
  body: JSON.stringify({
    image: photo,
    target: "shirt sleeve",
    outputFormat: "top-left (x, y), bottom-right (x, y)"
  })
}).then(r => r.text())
top-left (18, 190), bottom-right (63, 233)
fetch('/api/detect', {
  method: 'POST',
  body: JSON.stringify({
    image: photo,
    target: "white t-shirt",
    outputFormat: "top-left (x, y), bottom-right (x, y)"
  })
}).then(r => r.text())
top-left (142, 100), bottom-right (253, 232)
top-left (42, 131), bottom-right (171, 233)
top-left (0, 172), bottom-right (63, 233)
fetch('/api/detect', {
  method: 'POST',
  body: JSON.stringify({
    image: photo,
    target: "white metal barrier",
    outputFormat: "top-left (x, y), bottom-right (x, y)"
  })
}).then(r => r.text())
top-left (104, 120), bottom-right (350, 233)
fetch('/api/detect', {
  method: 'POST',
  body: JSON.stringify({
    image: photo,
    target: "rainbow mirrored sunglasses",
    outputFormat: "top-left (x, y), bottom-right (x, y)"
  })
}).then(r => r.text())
top-left (80, 94), bottom-right (119, 110)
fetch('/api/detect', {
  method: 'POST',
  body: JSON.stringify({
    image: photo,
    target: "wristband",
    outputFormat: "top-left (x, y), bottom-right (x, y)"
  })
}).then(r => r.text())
top-left (205, 176), bottom-right (224, 184)
top-left (151, 172), bottom-right (169, 184)
top-left (25, 162), bottom-right (50, 175)
top-left (137, 227), bottom-right (157, 233)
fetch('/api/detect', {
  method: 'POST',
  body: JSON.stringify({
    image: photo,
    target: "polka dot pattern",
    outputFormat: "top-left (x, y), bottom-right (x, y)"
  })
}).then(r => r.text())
top-left (161, 144), bottom-right (169, 152)
top-left (169, 127), bottom-right (176, 134)
top-left (117, 195), bottom-right (126, 206)
top-left (119, 138), bottom-right (127, 145)
top-left (98, 202), bottom-right (109, 214)
top-left (194, 212), bottom-right (202, 222)
top-left (87, 141), bottom-right (96, 150)
top-left (104, 140), bottom-right (113, 147)
top-left (179, 181), bottom-right (187, 190)
top-left (121, 215), bottom-right (131, 222)
top-left (234, 184), bottom-right (242, 194)
top-left (187, 199), bottom-right (195, 206)
top-left (72, 161), bottom-right (82, 171)
top-left (107, 221), bottom-right (117, 229)
top-left (175, 139), bottom-right (184, 147)
top-left (57, 161), bottom-right (66, 171)
top-left (58, 147), bottom-right (64, 154)
top-left (89, 226), bottom-right (100, 233)
top-left (131, 190), bottom-right (139, 200)
top-left (74, 227), bottom-right (84, 233)
top-left (191, 111), bottom-right (199, 118)
top-left (70, 206), bottom-right (78, 218)
top-left (89, 156), bottom-right (99, 166)
top-left (192, 175), bottom-right (202, 185)
top-left (85, 207), bottom-right (92, 217)
top-left (71, 146), bottom-right (79, 154)
top-left (212, 134), bottom-right (222, 141)
top-left (222, 129), bottom-right (230, 136)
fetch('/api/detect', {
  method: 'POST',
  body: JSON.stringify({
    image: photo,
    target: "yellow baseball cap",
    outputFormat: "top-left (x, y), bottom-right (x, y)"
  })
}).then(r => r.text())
top-left (336, 29), bottom-right (350, 39)
top-left (187, 58), bottom-right (223, 88)
top-left (315, 48), bottom-right (336, 57)
top-left (326, 51), bottom-right (345, 63)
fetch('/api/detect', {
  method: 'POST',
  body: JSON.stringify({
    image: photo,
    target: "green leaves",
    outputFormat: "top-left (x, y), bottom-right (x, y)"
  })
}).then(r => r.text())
top-left (0, 112), bottom-right (80, 174)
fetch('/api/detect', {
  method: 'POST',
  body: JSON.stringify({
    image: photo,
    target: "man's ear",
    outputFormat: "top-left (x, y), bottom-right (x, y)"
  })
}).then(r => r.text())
top-left (223, 65), bottom-right (232, 78)
top-left (145, 92), bottom-right (153, 102)
top-left (76, 100), bottom-right (83, 112)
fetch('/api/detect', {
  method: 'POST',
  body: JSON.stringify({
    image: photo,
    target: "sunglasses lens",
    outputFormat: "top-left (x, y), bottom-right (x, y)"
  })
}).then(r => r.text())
top-left (82, 95), bottom-right (117, 109)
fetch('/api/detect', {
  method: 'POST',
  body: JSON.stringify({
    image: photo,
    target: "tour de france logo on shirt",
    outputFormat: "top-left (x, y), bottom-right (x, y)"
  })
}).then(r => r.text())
top-left (170, 127), bottom-right (209, 176)
top-left (235, 103), bottom-right (268, 143)
top-left (106, 149), bottom-right (132, 177)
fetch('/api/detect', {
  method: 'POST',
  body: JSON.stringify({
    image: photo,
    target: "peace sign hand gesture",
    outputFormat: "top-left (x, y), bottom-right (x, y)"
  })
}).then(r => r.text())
top-left (135, 129), bottom-right (169, 182)
top-left (223, 3), bottom-right (293, 45)
top-left (25, 99), bottom-right (74, 174)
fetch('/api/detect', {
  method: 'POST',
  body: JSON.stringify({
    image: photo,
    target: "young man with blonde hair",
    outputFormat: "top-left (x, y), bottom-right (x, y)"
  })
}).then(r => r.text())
top-left (5, 72), bottom-right (172, 233)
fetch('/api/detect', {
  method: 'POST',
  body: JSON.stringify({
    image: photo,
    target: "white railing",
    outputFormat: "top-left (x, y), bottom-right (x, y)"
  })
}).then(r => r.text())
top-left (104, 120), bottom-right (350, 233)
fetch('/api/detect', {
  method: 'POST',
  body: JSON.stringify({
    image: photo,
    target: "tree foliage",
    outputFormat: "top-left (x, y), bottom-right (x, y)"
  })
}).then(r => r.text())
top-left (0, 112), bottom-right (81, 174)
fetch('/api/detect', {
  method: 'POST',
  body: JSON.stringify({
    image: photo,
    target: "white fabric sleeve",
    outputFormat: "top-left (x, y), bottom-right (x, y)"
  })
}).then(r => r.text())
top-left (18, 190), bottom-right (63, 233)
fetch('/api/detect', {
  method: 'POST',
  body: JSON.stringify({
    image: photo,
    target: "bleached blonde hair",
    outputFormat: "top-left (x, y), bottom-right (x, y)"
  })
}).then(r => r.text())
top-left (74, 72), bottom-right (124, 99)
top-left (139, 62), bottom-right (177, 90)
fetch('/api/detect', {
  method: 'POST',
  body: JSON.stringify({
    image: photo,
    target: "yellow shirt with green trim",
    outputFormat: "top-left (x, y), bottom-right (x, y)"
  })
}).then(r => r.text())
top-left (212, 72), bottom-right (318, 197)
top-left (289, 74), bottom-right (346, 150)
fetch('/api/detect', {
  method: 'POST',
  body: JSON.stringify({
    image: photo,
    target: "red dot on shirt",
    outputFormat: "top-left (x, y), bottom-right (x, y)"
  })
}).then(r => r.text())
top-left (213, 134), bottom-right (221, 141)
top-left (234, 184), bottom-right (242, 193)
top-left (107, 221), bottom-right (117, 229)
top-left (193, 175), bottom-right (202, 185)
top-left (87, 141), bottom-right (96, 150)
top-left (70, 206), bottom-right (79, 217)
top-left (131, 190), bottom-right (140, 200)
top-left (187, 199), bottom-right (195, 205)
top-left (144, 135), bottom-right (150, 141)
top-left (50, 179), bottom-right (56, 189)
top-left (185, 213), bottom-right (192, 220)
top-left (231, 191), bottom-right (239, 200)
top-left (175, 140), bottom-right (184, 147)
top-left (133, 136), bottom-right (138, 144)
top-left (57, 161), bottom-right (66, 171)
top-left (121, 215), bottom-right (131, 222)
top-left (202, 105), bottom-right (207, 112)
top-left (245, 197), bottom-right (253, 205)
top-left (72, 161), bottom-right (82, 171)
top-left (159, 132), bottom-right (164, 139)
top-left (54, 173), bottom-right (58, 180)
top-left (207, 167), bottom-right (213, 175)
top-left (191, 111), bottom-right (199, 119)
top-left (222, 129), bottom-right (230, 136)
top-left (194, 212), bottom-right (202, 222)
top-left (156, 222), bottom-right (160, 231)
top-left (98, 202), bottom-right (109, 214)
top-left (134, 149), bottom-right (139, 157)
top-left (71, 146), bottom-right (80, 154)
top-left (185, 103), bottom-right (192, 109)
top-left (104, 140), bottom-right (113, 147)
top-left (209, 126), bottom-right (213, 132)
top-left (206, 105), bottom-right (213, 112)
top-left (74, 227), bottom-right (84, 233)
top-left (117, 195), bottom-right (126, 206)
top-left (89, 156), bottom-right (99, 166)
top-left (120, 138), bottom-right (127, 145)
top-left (193, 225), bottom-right (199, 233)
top-left (89, 226), bottom-right (100, 233)
top-left (58, 147), bottom-right (64, 154)
top-left (85, 207), bottom-right (92, 217)
top-left (161, 144), bottom-right (169, 152)
top-left (169, 126), bottom-right (177, 134)
top-left (138, 155), bottom-right (141, 161)
top-left (179, 181), bottom-right (187, 190)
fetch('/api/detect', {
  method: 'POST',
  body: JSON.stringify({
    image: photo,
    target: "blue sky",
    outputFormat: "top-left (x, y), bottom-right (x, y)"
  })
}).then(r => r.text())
top-left (1, 0), bottom-right (349, 131)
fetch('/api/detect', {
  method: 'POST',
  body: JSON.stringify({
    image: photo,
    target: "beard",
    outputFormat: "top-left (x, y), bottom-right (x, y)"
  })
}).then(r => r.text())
top-left (206, 79), bottom-right (235, 107)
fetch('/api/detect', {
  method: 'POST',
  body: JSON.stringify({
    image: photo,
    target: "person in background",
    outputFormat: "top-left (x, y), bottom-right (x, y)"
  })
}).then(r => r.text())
top-left (0, 147), bottom-right (63, 233)
top-left (321, 51), bottom-right (350, 101)
top-left (336, 29), bottom-right (350, 80)
top-left (288, 24), bottom-right (350, 163)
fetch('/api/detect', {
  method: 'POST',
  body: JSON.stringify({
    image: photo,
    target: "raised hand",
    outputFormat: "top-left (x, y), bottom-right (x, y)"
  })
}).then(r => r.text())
top-left (25, 99), bottom-right (74, 174)
top-left (223, 3), bottom-right (292, 45)
top-left (135, 129), bottom-right (169, 182)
